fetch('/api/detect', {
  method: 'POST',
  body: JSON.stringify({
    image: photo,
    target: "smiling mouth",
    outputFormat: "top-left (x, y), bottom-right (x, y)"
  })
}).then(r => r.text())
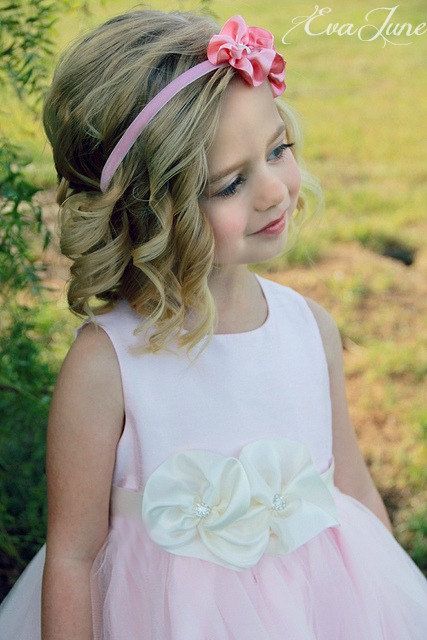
top-left (251, 208), bottom-right (288, 234)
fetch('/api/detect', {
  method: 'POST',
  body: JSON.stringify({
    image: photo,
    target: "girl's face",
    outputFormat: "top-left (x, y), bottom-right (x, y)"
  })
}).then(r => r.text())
top-left (199, 77), bottom-right (301, 266)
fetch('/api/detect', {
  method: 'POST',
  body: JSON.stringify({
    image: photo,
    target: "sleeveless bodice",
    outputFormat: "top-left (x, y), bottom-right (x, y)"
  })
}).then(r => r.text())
top-left (2, 273), bottom-right (426, 639)
top-left (75, 274), bottom-right (333, 489)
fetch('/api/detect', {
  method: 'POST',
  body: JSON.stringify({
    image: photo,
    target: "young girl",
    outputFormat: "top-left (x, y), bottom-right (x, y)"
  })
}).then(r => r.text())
top-left (0, 9), bottom-right (426, 640)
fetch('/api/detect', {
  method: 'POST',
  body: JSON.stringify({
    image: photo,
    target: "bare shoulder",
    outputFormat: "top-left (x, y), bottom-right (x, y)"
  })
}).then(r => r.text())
top-left (302, 296), bottom-right (342, 365)
top-left (66, 321), bottom-right (125, 416)
top-left (73, 320), bottom-right (121, 372)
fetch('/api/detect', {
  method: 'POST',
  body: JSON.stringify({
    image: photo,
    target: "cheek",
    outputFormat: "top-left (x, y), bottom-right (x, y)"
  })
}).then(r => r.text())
top-left (211, 210), bottom-right (247, 241)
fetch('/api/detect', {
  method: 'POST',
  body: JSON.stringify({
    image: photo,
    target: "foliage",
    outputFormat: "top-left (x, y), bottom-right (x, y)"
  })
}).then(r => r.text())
top-left (0, 304), bottom-right (56, 595)
top-left (0, 138), bottom-right (51, 295)
top-left (0, 0), bottom-right (106, 598)
top-left (0, 0), bottom-right (425, 596)
top-left (0, 0), bottom-right (58, 114)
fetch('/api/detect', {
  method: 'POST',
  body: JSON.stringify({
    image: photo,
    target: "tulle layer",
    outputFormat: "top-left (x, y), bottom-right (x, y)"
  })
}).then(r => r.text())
top-left (1, 487), bottom-right (426, 640)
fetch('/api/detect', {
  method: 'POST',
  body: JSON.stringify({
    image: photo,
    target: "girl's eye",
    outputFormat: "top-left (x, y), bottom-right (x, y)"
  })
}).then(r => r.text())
top-left (215, 142), bottom-right (295, 199)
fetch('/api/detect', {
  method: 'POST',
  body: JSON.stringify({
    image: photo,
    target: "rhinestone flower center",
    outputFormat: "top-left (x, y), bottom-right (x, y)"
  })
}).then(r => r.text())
top-left (194, 501), bottom-right (212, 518)
top-left (271, 493), bottom-right (287, 511)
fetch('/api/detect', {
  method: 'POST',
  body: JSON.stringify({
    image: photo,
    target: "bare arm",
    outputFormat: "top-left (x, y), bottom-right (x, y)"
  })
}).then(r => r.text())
top-left (304, 296), bottom-right (393, 534)
top-left (41, 322), bottom-right (125, 639)
top-left (41, 557), bottom-right (93, 640)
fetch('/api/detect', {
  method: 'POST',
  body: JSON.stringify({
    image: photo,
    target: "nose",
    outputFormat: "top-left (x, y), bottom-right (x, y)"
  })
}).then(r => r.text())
top-left (253, 165), bottom-right (288, 213)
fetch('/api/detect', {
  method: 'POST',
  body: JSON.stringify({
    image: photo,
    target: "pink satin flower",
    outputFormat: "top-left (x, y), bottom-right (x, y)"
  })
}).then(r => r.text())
top-left (207, 15), bottom-right (286, 97)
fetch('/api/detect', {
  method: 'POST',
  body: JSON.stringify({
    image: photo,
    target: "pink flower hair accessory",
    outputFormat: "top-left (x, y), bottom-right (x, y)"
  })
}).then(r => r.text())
top-left (100, 15), bottom-right (287, 193)
top-left (207, 15), bottom-right (286, 96)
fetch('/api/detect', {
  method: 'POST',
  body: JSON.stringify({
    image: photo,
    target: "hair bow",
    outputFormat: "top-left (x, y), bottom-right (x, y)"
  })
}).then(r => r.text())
top-left (207, 15), bottom-right (286, 96)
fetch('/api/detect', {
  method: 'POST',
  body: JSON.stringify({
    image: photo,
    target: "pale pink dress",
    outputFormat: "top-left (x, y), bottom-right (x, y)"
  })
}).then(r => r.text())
top-left (0, 273), bottom-right (426, 639)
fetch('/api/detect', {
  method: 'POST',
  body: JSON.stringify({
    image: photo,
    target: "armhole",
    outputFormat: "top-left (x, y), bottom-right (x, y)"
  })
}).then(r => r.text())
top-left (297, 293), bottom-right (335, 471)
top-left (265, 280), bottom-right (331, 376)
top-left (74, 318), bottom-right (103, 340)
top-left (297, 293), bottom-right (330, 370)
top-left (73, 314), bottom-right (144, 488)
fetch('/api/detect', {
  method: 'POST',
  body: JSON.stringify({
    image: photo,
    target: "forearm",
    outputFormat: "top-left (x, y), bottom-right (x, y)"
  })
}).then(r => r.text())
top-left (359, 486), bottom-right (393, 534)
top-left (41, 557), bottom-right (94, 640)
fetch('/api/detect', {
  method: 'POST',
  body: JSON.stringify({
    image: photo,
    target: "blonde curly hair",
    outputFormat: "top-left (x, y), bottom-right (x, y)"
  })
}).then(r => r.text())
top-left (42, 8), bottom-right (323, 362)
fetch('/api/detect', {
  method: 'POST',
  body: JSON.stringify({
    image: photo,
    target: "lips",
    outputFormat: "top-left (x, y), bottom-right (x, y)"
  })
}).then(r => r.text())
top-left (254, 210), bottom-right (286, 234)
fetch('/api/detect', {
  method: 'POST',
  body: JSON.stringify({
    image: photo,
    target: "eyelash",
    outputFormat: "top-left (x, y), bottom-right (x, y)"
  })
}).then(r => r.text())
top-left (215, 142), bottom-right (295, 199)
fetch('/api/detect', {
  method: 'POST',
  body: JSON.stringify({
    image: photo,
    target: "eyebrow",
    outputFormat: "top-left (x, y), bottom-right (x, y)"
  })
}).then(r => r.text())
top-left (208, 122), bottom-right (287, 186)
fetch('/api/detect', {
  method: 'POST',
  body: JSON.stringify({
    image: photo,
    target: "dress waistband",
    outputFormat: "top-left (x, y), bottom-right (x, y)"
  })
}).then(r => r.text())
top-left (110, 455), bottom-right (336, 520)
top-left (108, 439), bottom-right (339, 571)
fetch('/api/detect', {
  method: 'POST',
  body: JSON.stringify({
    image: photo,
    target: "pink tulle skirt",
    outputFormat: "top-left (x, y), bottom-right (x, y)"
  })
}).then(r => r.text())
top-left (1, 486), bottom-right (426, 640)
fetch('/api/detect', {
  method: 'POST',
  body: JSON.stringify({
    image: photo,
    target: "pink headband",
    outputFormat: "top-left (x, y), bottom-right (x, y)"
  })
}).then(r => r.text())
top-left (99, 15), bottom-right (287, 193)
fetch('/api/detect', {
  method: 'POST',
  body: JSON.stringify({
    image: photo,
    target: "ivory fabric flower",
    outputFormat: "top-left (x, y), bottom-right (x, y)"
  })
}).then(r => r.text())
top-left (239, 438), bottom-right (340, 556)
top-left (141, 449), bottom-right (269, 570)
top-left (207, 15), bottom-right (286, 96)
top-left (141, 437), bottom-right (340, 571)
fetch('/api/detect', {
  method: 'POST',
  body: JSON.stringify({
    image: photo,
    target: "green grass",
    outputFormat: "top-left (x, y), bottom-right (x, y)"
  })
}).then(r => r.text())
top-left (2, 1), bottom-right (426, 202)
top-left (1, 0), bottom-right (426, 570)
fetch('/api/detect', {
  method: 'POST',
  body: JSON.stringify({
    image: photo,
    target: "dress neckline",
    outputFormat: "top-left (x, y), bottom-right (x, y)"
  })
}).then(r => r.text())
top-left (120, 273), bottom-right (275, 340)
top-left (182, 272), bottom-right (274, 339)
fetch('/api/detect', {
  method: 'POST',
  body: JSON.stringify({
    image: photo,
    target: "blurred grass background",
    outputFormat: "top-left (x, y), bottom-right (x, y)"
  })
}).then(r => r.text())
top-left (1, 0), bottom-right (426, 571)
